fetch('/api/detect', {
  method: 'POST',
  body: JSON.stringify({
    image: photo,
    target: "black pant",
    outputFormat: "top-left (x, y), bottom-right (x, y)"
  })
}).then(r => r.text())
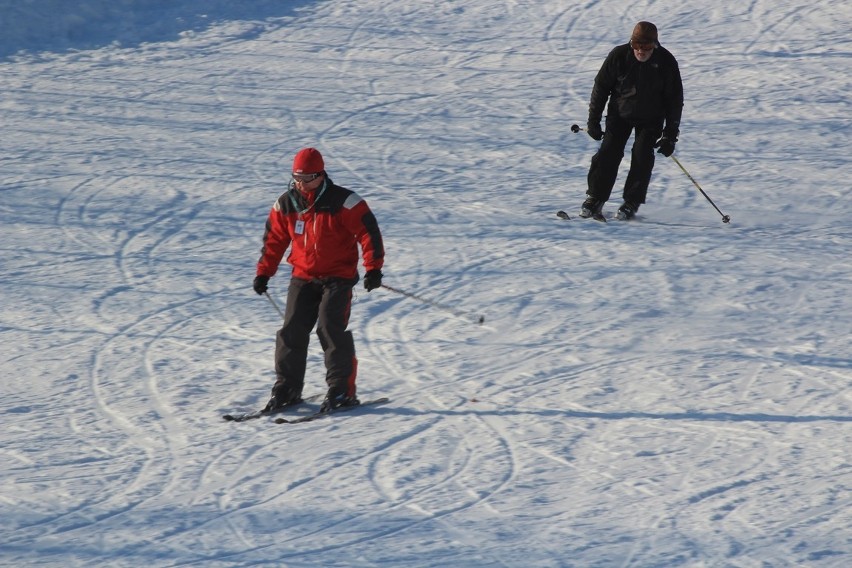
top-left (274, 277), bottom-right (357, 397)
top-left (587, 115), bottom-right (663, 205)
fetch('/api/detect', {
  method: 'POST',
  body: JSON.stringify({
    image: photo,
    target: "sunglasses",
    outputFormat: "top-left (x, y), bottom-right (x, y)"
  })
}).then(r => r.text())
top-left (631, 40), bottom-right (655, 51)
top-left (292, 172), bottom-right (321, 183)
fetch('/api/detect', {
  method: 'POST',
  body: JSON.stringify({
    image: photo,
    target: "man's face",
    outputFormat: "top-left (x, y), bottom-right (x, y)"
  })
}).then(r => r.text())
top-left (631, 39), bottom-right (655, 62)
top-left (292, 172), bottom-right (324, 194)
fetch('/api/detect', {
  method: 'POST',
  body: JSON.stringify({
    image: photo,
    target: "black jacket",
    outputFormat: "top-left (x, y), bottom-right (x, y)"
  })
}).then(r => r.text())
top-left (588, 43), bottom-right (683, 139)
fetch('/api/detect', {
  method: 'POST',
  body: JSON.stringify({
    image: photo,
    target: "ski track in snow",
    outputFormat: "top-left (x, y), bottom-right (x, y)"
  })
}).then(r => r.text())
top-left (1, 0), bottom-right (851, 567)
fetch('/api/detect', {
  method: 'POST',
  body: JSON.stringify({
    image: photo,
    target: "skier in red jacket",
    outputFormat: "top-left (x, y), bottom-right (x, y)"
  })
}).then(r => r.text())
top-left (253, 147), bottom-right (384, 413)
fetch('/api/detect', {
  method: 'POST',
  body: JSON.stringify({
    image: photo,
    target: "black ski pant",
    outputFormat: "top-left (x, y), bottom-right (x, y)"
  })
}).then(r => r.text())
top-left (274, 277), bottom-right (357, 398)
top-left (587, 115), bottom-right (663, 205)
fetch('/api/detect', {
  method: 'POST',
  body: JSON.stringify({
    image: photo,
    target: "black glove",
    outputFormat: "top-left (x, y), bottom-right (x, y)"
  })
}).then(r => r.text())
top-left (253, 275), bottom-right (269, 295)
top-left (586, 120), bottom-right (603, 141)
top-left (655, 136), bottom-right (676, 157)
top-left (363, 269), bottom-right (382, 292)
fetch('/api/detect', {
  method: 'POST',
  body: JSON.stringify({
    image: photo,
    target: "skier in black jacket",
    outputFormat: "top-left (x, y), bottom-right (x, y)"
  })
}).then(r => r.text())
top-left (580, 21), bottom-right (684, 220)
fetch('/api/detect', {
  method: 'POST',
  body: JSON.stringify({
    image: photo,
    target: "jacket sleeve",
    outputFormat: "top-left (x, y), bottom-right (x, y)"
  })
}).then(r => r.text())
top-left (342, 193), bottom-right (384, 272)
top-left (588, 47), bottom-right (620, 122)
top-left (256, 197), bottom-right (291, 277)
top-left (663, 52), bottom-right (684, 139)
top-left (358, 208), bottom-right (384, 271)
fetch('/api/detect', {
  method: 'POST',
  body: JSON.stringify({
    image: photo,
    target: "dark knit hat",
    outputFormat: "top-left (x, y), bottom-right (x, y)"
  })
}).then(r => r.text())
top-left (292, 147), bottom-right (325, 174)
top-left (631, 21), bottom-right (658, 44)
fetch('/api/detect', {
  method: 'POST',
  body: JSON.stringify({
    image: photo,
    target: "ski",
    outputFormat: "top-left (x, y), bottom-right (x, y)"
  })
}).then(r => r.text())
top-left (275, 397), bottom-right (390, 424)
top-left (558, 209), bottom-right (606, 223)
top-left (223, 393), bottom-right (324, 422)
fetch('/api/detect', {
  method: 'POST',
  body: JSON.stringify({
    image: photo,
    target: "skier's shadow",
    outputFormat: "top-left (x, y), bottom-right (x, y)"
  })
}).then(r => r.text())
top-left (371, 405), bottom-right (852, 424)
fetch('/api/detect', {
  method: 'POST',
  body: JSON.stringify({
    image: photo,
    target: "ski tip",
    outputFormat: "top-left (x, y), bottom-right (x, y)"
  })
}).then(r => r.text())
top-left (223, 410), bottom-right (266, 422)
top-left (223, 413), bottom-right (254, 422)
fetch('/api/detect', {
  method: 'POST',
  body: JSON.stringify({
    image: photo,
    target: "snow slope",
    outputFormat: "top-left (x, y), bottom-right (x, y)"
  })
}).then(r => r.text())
top-left (1, 1), bottom-right (850, 566)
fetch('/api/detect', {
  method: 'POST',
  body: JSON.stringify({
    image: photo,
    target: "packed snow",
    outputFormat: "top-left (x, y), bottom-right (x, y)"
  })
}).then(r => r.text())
top-left (1, 0), bottom-right (850, 566)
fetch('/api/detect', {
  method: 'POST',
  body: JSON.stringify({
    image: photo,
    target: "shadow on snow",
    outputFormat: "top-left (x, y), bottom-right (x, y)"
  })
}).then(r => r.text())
top-left (0, 0), bottom-right (320, 59)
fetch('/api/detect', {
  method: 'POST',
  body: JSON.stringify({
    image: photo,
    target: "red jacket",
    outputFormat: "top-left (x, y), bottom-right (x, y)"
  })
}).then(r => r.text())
top-left (257, 178), bottom-right (384, 281)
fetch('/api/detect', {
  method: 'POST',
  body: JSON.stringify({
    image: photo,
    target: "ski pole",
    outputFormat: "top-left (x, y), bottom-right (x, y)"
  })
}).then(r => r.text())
top-left (264, 291), bottom-right (286, 321)
top-left (669, 155), bottom-right (731, 224)
top-left (381, 284), bottom-right (485, 325)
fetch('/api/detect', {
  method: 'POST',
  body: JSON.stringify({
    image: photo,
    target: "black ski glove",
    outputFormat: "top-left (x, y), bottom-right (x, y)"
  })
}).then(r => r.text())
top-left (586, 120), bottom-right (603, 141)
top-left (253, 275), bottom-right (269, 295)
top-left (363, 269), bottom-right (383, 292)
top-left (655, 136), bottom-right (676, 157)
